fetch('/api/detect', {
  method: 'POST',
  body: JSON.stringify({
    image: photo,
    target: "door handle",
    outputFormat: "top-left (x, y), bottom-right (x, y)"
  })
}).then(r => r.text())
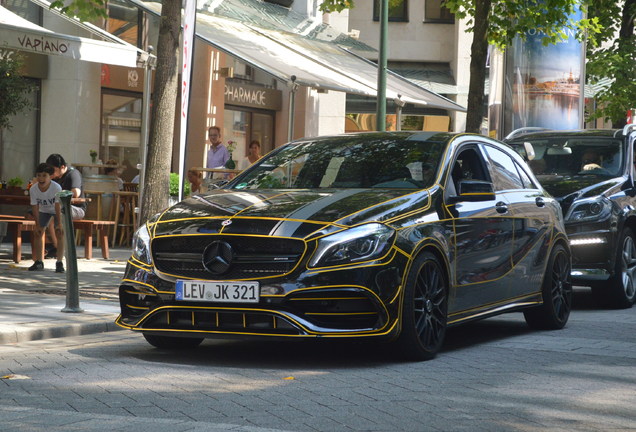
top-left (495, 201), bottom-right (508, 214)
top-left (535, 197), bottom-right (545, 207)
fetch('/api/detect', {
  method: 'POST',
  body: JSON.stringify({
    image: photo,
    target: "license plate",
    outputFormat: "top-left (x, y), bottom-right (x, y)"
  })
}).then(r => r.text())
top-left (175, 280), bottom-right (260, 303)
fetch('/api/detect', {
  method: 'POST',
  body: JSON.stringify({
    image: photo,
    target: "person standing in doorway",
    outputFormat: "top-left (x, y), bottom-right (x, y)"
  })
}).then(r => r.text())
top-left (206, 126), bottom-right (229, 173)
top-left (239, 140), bottom-right (262, 170)
top-left (45, 153), bottom-right (86, 220)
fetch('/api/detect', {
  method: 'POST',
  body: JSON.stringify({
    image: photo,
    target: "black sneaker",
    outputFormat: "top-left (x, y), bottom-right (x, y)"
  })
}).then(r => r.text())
top-left (45, 247), bottom-right (57, 259)
top-left (29, 260), bottom-right (44, 271)
top-left (55, 261), bottom-right (65, 273)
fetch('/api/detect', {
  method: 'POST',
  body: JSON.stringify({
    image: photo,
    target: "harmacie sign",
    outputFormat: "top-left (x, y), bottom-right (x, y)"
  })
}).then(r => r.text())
top-left (224, 82), bottom-right (282, 111)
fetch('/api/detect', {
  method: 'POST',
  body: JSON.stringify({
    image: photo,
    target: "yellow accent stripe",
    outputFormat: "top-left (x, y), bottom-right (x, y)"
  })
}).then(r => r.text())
top-left (448, 291), bottom-right (542, 319)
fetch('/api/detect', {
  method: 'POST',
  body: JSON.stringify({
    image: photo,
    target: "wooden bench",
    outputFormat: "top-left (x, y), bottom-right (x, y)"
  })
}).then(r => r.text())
top-left (0, 216), bottom-right (115, 262)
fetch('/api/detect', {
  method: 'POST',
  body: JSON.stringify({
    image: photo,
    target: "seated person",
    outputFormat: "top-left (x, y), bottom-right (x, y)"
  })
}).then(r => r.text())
top-left (581, 151), bottom-right (602, 171)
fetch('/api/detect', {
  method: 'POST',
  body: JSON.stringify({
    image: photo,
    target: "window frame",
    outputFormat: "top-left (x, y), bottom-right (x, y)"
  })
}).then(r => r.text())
top-left (424, 0), bottom-right (454, 24)
top-left (373, 0), bottom-right (409, 22)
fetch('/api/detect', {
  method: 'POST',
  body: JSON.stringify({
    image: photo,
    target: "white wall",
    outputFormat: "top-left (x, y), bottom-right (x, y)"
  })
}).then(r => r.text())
top-left (348, 3), bottom-right (455, 62)
top-left (453, 19), bottom-right (472, 132)
top-left (39, 13), bottom-right (101, 165)
top-left (304, 90), bottom-right (346, 137)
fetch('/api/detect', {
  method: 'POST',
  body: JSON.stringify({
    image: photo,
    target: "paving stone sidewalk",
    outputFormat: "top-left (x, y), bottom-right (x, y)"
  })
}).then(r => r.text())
top-left (0, 242), bottom-right (130, 344)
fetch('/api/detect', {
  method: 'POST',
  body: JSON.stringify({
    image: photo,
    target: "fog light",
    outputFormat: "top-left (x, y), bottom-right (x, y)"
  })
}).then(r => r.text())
top-left (569, 237), bottom-right (606, 246)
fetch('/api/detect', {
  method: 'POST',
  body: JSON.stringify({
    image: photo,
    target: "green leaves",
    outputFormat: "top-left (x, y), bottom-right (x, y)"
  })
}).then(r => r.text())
top-left (586, 0), bottom-right (636, 125)
top-left (0, 53), bottom-right (35, 130)
top-left (49, 0), bottom-right (108, 22)
top-left (319, 0), bottom-right (355, 13)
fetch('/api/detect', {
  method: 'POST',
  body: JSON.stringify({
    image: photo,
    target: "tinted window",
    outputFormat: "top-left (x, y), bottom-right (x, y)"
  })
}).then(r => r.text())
top-left (484, 146), bottom-right (524, 190)
top-left (515, 161), bottom-right (536, 189)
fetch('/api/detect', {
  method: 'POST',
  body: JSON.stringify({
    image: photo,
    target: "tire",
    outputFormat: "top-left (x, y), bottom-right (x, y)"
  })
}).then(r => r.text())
top-left (524, 243), bottom-right (572, 330)
top-left (605, 228), bottom-right (636, 309)
top-left (143, 333), bottom-right (204, 349)
top-left (396, 251), bottom-right (448, 361)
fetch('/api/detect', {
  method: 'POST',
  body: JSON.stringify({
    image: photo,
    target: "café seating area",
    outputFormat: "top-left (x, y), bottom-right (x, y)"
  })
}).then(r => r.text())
top-left (0, 179), bottom-right (139, 260)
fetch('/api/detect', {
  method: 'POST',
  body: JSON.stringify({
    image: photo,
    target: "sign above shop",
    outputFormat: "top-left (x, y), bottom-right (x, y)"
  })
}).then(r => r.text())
top-left (224, 82), bottom-right (281, 111)
top-left (101, 64), bottom-right (146, 92)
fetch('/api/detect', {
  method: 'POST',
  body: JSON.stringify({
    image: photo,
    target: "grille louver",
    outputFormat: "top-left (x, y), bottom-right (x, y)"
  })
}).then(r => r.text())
top-left (152, 236), bottom-right (306, 279)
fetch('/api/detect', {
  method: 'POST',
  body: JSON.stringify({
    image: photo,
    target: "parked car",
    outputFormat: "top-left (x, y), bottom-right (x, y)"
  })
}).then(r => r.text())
top-left (506, 125), bottom-right (636, 308)
top-left (117, 132), bottom-right (571, 360)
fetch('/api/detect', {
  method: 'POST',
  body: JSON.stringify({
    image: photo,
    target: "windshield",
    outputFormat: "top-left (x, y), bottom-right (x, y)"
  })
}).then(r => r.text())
top-left (512, 136), bottom-right (624, 178)
top-left (229, 134), bottom-right (447, 190)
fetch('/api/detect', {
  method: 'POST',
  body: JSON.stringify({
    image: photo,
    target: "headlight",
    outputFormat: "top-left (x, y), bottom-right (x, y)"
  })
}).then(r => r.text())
top-left (566, 197), bottom-right (612, 222)
top-left (132, 223), bottom-right (152, 264)
top-left (309, 223), bottom-right (395, 268)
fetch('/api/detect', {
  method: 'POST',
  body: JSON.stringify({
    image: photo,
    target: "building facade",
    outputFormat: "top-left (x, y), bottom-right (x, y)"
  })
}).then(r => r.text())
top-left (1, 0), bottom-right (464, 198)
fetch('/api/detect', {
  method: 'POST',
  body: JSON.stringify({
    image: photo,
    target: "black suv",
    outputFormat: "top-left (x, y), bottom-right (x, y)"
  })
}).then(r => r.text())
top-left (506, 125), bottom-right (636, 308)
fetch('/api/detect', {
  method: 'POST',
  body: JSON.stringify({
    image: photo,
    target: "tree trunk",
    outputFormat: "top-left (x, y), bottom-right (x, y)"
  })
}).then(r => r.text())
top-left (140, 0), bottom-right (181, 224)
top-left (464, 0), bottom-right (491, 133)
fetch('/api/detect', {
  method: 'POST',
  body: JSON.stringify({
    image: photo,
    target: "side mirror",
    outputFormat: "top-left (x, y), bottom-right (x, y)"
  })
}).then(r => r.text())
top-left (449, 180), bottom-right (496, 203)
top-left (523, 142), bottom-right (535, 161)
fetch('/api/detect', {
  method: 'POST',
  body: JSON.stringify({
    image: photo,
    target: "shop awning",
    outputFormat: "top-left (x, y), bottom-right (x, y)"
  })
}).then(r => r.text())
top-left (388, 62), bottom-right (458, 95)
top-left (128, 0), bottom-right (466, 112)
top-left (0, 4), bottom-right (140, 67)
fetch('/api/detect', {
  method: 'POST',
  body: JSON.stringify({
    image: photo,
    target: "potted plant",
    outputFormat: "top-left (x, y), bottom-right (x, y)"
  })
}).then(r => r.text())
top-left (169, 173), bottom-right (191, 206)
top-left (224, 140), bottom-right (237, 169)
top-left (7, 177), bottom-right (24, 195)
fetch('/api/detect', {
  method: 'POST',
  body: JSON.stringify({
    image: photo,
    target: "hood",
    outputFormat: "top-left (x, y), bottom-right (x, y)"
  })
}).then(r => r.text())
top-left (153, 188), bottom-right (430, 239)
top-left (537, 175), bottom-right (624, 199)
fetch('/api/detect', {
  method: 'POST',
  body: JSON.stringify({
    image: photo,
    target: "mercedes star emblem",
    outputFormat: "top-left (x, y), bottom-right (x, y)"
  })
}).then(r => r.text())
top-left (202, 241), bottom-right (234, 275)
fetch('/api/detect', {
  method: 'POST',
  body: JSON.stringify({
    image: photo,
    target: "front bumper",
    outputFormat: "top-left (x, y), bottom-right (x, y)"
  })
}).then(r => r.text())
top-left (116, 252), bottom-right (406, 340)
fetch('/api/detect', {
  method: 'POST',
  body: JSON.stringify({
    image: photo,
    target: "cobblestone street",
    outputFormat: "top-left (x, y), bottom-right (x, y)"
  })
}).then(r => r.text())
top-left (1, 289), bottom-right (635, 432)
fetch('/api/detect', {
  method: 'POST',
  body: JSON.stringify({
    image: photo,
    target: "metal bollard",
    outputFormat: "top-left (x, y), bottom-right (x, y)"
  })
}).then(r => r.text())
top-left (58, 191), bottom-right (83, 313)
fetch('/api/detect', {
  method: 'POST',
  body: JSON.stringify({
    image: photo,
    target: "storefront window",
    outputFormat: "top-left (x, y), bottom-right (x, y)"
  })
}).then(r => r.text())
top-left (100, 91), bottom-right (142, 182)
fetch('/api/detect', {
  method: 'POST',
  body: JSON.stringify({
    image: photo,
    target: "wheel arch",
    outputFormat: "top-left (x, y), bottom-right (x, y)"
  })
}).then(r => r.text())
top-left (405, 240), bottom-right (452, 294)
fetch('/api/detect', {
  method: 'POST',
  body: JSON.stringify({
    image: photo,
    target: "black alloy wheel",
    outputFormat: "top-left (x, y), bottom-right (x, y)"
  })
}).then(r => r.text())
top-left (397, 251), bottom-right (448, 361)
top-left (143, 333), bottom-right (204, 349)
top-left (524, 243), bottom-right (572, 329)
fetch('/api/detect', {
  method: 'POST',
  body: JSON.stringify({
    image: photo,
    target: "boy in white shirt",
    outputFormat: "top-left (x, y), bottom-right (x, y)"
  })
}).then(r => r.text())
top-left (29, 163), bottom-right (64, 272)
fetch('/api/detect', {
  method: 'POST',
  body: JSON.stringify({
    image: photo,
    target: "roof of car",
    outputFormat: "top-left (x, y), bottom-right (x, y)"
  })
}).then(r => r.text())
top-left (505, 129), bottom-right (622, 143)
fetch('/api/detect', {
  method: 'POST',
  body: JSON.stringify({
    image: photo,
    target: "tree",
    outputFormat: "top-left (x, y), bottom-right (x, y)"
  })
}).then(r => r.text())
top-left (138, 0), bottom-right (181, 223)
top-left (586, 0), bottom-right (636, 127)
top-left (0, 53), bottom-right (35, 130)
top-left (50, 0), bottom-right (181, 223)
top-left (320, 0), bottom-right (597, 133)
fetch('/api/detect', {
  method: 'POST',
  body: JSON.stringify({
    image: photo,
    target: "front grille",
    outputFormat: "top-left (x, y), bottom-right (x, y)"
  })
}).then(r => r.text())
top-left (152, 235), bottom-right (306, 279)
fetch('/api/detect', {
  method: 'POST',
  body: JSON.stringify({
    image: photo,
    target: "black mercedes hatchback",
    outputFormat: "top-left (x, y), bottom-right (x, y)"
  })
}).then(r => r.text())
top-left (507, 125), bottom-right (636, 308)
top-left (118, 132), bottom-right (571, 360)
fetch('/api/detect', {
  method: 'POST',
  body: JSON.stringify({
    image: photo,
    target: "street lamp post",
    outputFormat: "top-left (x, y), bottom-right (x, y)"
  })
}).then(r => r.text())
top-left (376, 0), bottom-right (388, 131)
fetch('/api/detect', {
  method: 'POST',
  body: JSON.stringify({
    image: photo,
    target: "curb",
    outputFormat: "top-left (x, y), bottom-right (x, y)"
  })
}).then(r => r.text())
top-left (0, 316), bottom-right (122, 344)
